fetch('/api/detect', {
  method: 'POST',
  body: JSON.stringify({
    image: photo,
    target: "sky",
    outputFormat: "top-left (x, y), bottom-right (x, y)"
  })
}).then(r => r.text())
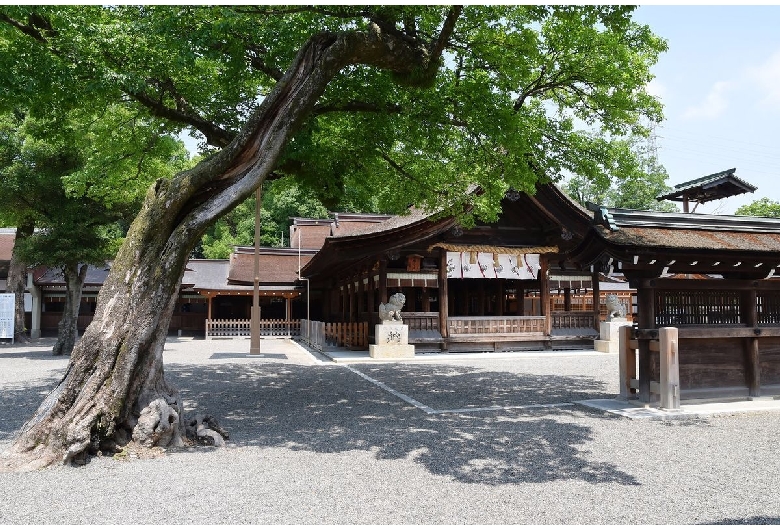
top-left (632, 5), bottom-right (780, 215)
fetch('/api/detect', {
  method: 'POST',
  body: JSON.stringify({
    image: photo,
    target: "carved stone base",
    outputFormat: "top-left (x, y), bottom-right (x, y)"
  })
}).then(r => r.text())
top-left (594, 320), bottom-right (631, 354)
top-left (370, 324), bottom-right (415, 358)
top-left (369, 343), bottom-right (416, 358)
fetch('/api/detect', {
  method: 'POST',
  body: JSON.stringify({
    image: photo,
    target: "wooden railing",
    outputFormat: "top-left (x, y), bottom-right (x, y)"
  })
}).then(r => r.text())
top-left (206, 319), bottom-right (300, 339)
top-left (551, 311), bottom-right (597, 330)
top-left (447, 316), bottom-right (546, 336)
top-left (402, 312), bottom-right (440, 332)
top-left (300, 319), bottom-right (369, 351)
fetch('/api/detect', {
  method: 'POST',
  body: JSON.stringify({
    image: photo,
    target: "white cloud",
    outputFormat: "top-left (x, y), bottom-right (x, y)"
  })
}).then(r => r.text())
top-left (747, 50), bottom-right (780, 110)
top-left (682, 81), bottom-right (733, 120)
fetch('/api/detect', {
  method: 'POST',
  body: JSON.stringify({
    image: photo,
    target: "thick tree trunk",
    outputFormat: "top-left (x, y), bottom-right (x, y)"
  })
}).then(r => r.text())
top-left (8, 222), bottom-right (33, 344)
top-left (52, 263), bottom-right (88, 356)
top-left (2, 24), bottom-right (455, 471)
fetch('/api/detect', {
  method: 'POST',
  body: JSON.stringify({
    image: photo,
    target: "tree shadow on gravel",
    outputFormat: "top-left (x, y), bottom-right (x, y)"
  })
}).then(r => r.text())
top-left (167, 362), bottom-right (639, 487)
top-left (0, 378), bottom-right (62, 440)
top-left (704, 516), bottom-right (780, 525)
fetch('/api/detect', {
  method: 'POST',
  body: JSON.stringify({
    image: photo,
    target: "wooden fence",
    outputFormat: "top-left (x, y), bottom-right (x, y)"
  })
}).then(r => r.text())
top-left (448, 316), bottom-right (546, 336)
top-left (206, 319), bottom-right (300, 339)
top-left (551, 311), bottom-right (597, 330)
top-left (300, 319), bottom-right (369, 351)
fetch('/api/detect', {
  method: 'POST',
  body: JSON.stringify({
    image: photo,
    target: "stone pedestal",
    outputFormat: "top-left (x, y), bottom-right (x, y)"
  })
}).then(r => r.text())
top-left (369, 323), bottom-right (415, 358)
top-left (594, 318), bottom-right (631, 353)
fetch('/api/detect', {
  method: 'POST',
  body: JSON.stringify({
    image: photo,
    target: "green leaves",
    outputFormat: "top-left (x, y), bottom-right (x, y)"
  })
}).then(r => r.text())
top-left (1, 5), bottom-right (667, 228)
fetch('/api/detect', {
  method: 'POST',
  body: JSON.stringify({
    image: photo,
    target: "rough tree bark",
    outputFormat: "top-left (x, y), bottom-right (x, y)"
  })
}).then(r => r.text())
top-left (8, 222), bottom-right (33, 344)
top-left (3, 21), bottom-right (458, 470)
top-left (52, 263), bottom-right (88, 356)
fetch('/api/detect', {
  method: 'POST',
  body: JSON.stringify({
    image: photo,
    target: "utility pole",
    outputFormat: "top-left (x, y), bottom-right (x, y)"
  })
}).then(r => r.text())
top-left (250, 187), bottom-right (262, 354)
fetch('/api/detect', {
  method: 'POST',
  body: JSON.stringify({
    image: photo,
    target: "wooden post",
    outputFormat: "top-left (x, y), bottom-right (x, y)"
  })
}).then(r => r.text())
top-left (516, 283), bottom-right (525, 316)
top-left (379, 259), bottom-right (388, 305)
top-left (563, 286), bottom-right (572, 312)
top-left (659, 327), bottom-right (680, 410)
top-left (591, 269), bottom-right (601, 331)
top-left (367, 275), bottom-right (375, 323)
top-left (478, 281), bottom-right (485, 316)
top-left (438, 249), bottom-right (449, 342)
top-left (250, 187), bottom-right (262, 355)
top-left (539, 256), bottom-right (551, 335)
top-left (497, 279), bottom-right (504, 316)
top-left (742, 289), bottom-right (760, 397)
top-left (637, 286), bottom-right (655, 403)
top-left (618, 325), bottom-right (635, 399)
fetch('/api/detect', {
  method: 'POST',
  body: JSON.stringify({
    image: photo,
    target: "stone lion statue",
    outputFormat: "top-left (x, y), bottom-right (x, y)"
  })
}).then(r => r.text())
top-left (379, 292), bottom-right (406, 322)
top-left (605, 294), bottom-right (627, 320)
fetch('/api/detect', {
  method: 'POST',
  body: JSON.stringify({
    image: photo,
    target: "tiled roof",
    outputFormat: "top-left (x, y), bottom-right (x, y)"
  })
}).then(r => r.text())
top-left (0, 230), bottom-right (15, 261)
top-left (228, 248), bottom-right (314, 285)
top-left (329, 207), bottom-right (432, 239)
top-left (657, 168), bottom-right (757, 203)
top-left (597, 225), bottom-right (780, 252)
top-left (33, 264), bottom-right (111, 286)
top-left (181, 260), bottom-right (230, 290)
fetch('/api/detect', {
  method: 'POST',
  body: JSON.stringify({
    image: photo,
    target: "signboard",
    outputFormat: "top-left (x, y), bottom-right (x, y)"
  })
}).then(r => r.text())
top-left (446, 252), bottom-right (539, 280)
top-left (0, 293), bottom-right (14, 342)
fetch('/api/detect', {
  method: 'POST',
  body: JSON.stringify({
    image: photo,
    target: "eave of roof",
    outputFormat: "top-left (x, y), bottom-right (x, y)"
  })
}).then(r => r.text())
top-left (656, 168), bottom-right (757, 202)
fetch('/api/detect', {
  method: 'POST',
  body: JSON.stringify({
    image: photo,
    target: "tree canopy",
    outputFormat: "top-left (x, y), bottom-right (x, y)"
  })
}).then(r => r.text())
top-left (0, 5), bottom-right (669, 470)
top-left (735, 197), bottom-right (780, 218)
top-left (563, 133), bottom-right (678, 212)
top-left (1, 6), bottom-right (666, 223)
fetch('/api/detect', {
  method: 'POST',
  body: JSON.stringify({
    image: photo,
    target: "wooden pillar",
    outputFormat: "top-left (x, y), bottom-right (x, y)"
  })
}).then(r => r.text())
top-left (539, 256), bottom-right (551, 335)
top-left (207, 294), bottom-right (213, 321)
top-left (497, 279), bottom-right (504, 316)
top-left (422, 287), bottom-right (430, 312)
top-left (461, 281), bottom-right (469, 316)
top-left (659, 326), bottom-right (680, 410)
top-left (379, 259), bottom-right (388, 305)
top-left (367, 275), bottom-right (375, 321)
top-left (349, 282), bottom-right (356, 322)
top-left (478, 281), bottom-right (486, 316)
top-left (637, 286), bottom-right (655, 403)
top-left (591, 269), bottom-right (601, 331)
top-left (341, 286), bottom-right (347, 322)
top-left (357, 277), bottom-right (364, 318)
top-left (618, 325), bottom-right (635, 399)
top-left (516, 283), bottom-right (525, 316)
top-left (563, 287), bottom-right (572, 312)
top-left (438, 249), bottom-right (449, 341)
top-left (742, 289), bottom-right (760, 397)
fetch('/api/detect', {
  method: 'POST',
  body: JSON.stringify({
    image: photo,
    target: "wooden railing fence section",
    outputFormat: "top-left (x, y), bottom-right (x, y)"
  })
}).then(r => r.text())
top-left (447, 316), bottom-right (545, 335)
top-left (206, 319), bottom-right (300, 339)
top-left (300, 319), bottom-right (368, 351)
top-left (550, 311), bottom-right (596, 330)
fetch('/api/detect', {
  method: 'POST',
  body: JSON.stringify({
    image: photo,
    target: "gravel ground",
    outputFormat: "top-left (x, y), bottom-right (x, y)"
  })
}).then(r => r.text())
top-left (1, 337), bottom-right (780, 525)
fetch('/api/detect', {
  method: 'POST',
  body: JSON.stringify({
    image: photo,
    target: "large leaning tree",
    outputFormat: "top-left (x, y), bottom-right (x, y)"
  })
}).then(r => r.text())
top-left (0, 6), bottom-right (666, 469)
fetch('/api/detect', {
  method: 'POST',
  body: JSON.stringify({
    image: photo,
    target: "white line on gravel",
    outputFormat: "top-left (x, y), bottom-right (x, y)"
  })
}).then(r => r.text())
top-left (344, 365), bottom-right (576, 415)
top-left (344, 365), bottom-right (437, 414)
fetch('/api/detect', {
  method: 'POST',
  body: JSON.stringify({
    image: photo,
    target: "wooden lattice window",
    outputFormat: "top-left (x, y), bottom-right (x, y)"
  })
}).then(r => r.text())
top-left (758, 291), bottom-right (780, 325)
top-left (655, 290), bottom-right (741, 326)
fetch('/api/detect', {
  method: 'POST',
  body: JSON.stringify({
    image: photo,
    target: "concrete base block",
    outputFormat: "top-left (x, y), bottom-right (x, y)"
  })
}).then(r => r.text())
top-left (594, 320), bottom-right (632, 354)
top-left (369, 343), bottom-right (416, 358)
top-left (594, 339), bottom-right (618, 354)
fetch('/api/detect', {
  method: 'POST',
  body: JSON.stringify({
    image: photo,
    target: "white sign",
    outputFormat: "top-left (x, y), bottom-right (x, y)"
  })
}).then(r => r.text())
top-left (446, 252), bottom-right (539, 280)
top-left (0, 293), bottom-right (14, 341)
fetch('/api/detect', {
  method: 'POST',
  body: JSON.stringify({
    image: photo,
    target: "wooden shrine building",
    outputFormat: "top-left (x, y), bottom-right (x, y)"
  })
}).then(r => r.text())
top-left (572, 206), bottom-right (780, 402)
top-left (300, 184), bottom-right (605, 352)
